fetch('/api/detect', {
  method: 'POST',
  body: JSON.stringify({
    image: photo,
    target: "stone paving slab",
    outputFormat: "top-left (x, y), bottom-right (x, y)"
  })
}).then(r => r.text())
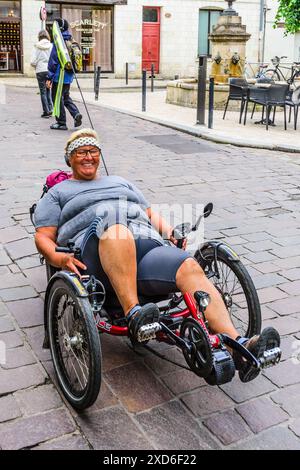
top-left (105, 362), bottom-right (173, 413)
top-left (232, 426), bottom-right (300, 450)
top-left (135, 400), bottom-right (220, 450)
top-left (203, 409), bottom-right (251, 446)
top-left (0, 409), bottom-right (76, 450)
top-left (33, 433), bottom-right (90, 450)
top-left (0, 86), bottom-right (299, 449)
top-left (6, 297), bottom-right (44, 328)
top-left (77, 406), bottom-right (153, 450)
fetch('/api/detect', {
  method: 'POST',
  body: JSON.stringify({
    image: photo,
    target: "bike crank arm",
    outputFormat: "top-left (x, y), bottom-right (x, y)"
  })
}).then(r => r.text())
top-left (221, 334), bottom-right (282, 370)
top-left (220, 334), bottom-right (260, 368)
top-left (159, 322), bottom-right (193, 352)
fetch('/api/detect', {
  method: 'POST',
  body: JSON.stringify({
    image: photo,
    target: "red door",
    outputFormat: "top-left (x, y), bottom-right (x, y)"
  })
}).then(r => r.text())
top-left (142, 7), bottom-right (160, 73)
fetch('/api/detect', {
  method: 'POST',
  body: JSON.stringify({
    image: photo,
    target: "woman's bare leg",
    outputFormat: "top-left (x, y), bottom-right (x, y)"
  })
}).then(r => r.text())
top-left (176, 258), bottom-right (239, 339)
top-left (99, 224), bottom-right (138, 315)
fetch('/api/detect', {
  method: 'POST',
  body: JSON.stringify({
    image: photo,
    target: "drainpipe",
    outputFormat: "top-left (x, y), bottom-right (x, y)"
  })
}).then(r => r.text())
top-left (258, 0), bottom-right (264, 63)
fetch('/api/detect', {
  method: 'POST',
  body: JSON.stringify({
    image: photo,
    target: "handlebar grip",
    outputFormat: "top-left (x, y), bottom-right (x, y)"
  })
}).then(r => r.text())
top-left (177, 239), bottom-right (184, 249)
top-left (55, 247), bottom-right (72, 253)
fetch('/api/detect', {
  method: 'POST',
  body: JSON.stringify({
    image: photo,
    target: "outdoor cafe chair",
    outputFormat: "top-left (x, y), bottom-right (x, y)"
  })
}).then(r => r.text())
top-left (243, 83), bottom-right (289, 130)
top-left (223, 78), bottom-right (249, 124)
top-left (286, 87), bottom-right (300, 131)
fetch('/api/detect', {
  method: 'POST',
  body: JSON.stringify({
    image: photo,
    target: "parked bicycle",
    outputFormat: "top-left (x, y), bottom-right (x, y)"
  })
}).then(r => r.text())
top-left (265, 56), bottom-right (300, 85)
top-left (244, 62), bottom-right (270, 80)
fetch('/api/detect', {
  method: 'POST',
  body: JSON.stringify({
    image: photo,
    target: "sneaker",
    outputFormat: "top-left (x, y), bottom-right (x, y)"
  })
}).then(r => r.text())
top-left (237, 327), bottom-right (280, 383)
top-left (127, 303), bottom-right (160, 342)
top-left (50, 123), bottom-right (68, 130)
top-left (74, 113), bottom-right (82, 128)
top-left (41, 112), bottom-right (51, 118)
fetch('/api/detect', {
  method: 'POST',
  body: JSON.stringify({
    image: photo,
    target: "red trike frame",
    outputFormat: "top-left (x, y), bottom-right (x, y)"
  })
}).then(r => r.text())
top-left (95, 292), bottom-right (221, 349)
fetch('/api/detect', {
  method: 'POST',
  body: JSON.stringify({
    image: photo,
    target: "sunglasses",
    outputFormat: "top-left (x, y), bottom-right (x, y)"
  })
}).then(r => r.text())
top-left (75, 148), bottom-right (100, 158)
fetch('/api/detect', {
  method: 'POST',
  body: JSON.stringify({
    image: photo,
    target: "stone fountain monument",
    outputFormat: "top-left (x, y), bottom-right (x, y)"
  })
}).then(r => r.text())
top-left (209, 0), bottom-right (251, 83)
top-left (166, 0), bottom-right (251, 109)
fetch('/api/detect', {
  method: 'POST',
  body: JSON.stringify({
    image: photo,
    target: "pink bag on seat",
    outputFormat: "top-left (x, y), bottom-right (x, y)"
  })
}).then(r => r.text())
top-left (46, 170), bottom-right (72, 189)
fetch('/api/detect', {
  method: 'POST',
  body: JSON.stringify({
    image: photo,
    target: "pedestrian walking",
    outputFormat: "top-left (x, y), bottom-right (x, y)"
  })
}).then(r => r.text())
top-left (30, 30), bottom-right (53, 118)
top-left (46, 18), bottom-right (82, 131)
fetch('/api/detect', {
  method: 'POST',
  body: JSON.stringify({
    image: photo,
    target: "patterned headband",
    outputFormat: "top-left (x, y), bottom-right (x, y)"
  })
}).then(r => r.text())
top-left (65, 137), bottom-right (101, 162)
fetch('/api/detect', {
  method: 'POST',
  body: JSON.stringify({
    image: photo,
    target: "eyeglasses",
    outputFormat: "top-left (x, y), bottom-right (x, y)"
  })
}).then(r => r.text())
top-left (75, 148), bottom-right (100, 158)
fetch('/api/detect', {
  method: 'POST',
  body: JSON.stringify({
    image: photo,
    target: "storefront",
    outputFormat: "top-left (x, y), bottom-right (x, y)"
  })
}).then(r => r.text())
top-left (0, 1), bottom-right (22, 72)
top-left (45, 1), bottom-right (125, 73)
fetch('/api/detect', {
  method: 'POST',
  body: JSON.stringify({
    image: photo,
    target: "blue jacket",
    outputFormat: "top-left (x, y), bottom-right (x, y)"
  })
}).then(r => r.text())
top-left (48, 31), bottom-right (74, 84)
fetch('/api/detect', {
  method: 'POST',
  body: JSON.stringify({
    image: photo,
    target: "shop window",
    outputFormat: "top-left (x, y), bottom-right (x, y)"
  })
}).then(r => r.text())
top-left (198, 9), bottom-right (222, 56)
top-left (0, 1), bottom-right (21, 72)
top-left (45, 2), bottom-right (113, 73)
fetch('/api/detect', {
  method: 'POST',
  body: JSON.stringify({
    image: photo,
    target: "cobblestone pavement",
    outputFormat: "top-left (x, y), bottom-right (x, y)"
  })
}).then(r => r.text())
top-left (1, 86), bottom-right (300, 450)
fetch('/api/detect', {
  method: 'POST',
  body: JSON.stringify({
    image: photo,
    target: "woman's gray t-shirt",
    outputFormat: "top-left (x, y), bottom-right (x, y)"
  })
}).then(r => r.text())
top-left (34, 175), bottom-right (164, 247)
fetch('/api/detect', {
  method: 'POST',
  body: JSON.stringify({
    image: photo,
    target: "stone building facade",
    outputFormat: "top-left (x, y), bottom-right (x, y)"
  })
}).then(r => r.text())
top-left (0, 0), bottom-right (299, 78)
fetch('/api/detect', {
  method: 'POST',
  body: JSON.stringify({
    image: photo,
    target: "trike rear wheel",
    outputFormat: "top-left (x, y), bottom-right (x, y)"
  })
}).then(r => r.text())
top-left (196, 246), bottom-right (261, 338)
top-left (47, 279), bottom-right (102, 410)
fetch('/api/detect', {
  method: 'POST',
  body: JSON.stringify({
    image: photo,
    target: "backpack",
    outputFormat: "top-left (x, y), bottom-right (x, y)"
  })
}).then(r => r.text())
top-left (30, 170), bottom-right (72, 225)
top-left (65, 39), bottom-right (83, 73)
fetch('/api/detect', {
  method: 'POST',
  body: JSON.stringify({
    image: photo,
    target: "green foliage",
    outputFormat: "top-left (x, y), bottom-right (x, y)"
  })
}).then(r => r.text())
top-left (275, 0), bottom-right (300, 34)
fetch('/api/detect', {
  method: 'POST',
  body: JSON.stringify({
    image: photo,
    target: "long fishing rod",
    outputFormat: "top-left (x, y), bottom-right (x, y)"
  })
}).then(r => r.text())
top-left (53, 20), bottom-right (109, 176)
top-left (72, 67), bottom-right (109, 177)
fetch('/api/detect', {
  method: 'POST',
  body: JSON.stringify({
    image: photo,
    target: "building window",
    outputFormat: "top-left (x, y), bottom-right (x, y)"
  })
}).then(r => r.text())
top-left (143, 8), bottom-right (158, 23)
top-left (0, 0), bottom-right (21, 72)
top-left (0, 1), bottom-right (20, 18)
top-left (198, 9), bottom-right (222, 56)
top-left (46, 2), bottom-right (113, 73)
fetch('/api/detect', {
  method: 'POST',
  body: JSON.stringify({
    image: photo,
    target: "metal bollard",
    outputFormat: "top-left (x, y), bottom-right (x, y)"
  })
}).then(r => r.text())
top-left (196, 55), bottom-right (207, 125)
top-left (208, 77), bottom-right (214, 129)
top-left (95, 66), bottom-right (101, 101)
top-left (125, 62), bottom-right (129, 85)
top-left (151, 63), bottom-right (154, 92)
top-left (142, 69), bottom-right (147, 112)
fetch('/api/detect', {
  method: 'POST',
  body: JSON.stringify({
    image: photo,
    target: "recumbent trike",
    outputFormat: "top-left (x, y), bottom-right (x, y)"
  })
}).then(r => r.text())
top-left (38, 203), bottom-right (281, 410)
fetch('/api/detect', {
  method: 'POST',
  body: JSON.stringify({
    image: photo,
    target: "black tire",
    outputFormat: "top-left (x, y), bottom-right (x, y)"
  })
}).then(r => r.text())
top-left (47, 279), bottom-right (102, 410)
top-left (264, 69), bottom-right (280, 81)
top-left (195, 246), bottom-right (261, 338)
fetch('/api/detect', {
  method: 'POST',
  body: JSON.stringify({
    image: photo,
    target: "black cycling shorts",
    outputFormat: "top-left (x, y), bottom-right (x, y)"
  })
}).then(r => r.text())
top-left (80, 217), bottom-right (192, 297)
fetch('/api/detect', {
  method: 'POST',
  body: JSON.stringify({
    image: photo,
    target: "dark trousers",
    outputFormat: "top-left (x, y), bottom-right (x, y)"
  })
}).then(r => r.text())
top-left (51, 82), bottom-right (79, 126)
top-left (36, 72), bottom-right (53, 114)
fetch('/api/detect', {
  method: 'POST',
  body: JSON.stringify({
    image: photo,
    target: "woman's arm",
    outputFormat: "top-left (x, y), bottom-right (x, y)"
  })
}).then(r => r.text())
top-left (146, 207), bottom-right (173, 239)
top-left (35, 227), bottom-right (87, 277)
top-left (30, 48), bottom-right (37, 68)
top-left (146, 207), bottom-right (187, 249)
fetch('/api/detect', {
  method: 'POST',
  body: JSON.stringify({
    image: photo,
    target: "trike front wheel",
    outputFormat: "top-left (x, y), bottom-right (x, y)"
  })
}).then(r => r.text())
top-left (47, 279), bottom-right (102, 410)
top-left (195, 245), bottom-right (261, 338)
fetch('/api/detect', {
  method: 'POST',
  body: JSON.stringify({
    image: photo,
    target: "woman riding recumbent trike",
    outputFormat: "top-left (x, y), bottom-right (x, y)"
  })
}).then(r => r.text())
top-left (32, 128), bottom-right (281, 410)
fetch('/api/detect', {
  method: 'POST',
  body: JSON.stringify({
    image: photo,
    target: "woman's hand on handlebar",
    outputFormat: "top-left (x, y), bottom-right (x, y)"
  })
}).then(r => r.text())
top-left (60, 254), bottom-right (87, 278)
top-left (168, 230), bottom-right (187, 250)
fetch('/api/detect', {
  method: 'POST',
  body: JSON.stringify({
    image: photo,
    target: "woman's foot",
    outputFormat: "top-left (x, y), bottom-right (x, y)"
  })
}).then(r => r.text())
top-left (236, 327), bottom-right (280, 383)
top-left (41, 112), bottom-right (51, 118)
top-left (127, 303), bottom-right (160, 342)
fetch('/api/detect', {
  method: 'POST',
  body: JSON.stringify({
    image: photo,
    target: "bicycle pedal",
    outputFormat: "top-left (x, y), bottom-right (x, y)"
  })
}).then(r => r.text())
top-left (137, 322), bottom-right (161, 342)
top-left (258, 347), bottom-right (282, 369)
